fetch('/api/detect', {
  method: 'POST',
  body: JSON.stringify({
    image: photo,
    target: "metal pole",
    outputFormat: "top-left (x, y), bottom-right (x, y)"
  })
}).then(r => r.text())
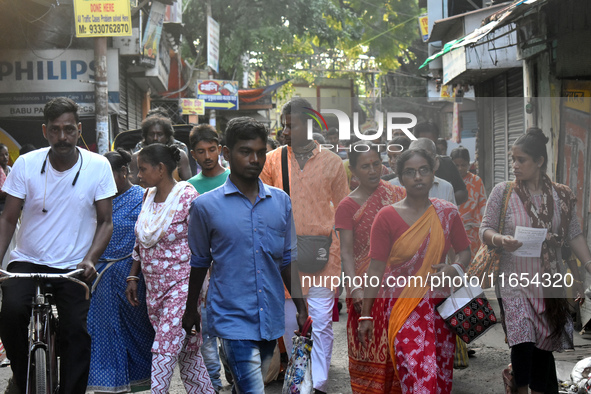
top-left (94, 37), bottom-right (109, 154)
top-left (206, 1), bottom-right (216, 128)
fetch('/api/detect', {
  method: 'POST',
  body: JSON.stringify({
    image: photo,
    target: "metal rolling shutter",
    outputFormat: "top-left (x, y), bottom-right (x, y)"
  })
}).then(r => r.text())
top-left (492, 69), bottom-right (524, 185)
top-left (127, 78), bottom-right (143, 130)
top-left (492, 76), bottom-right (508, 185)
top-left (117, 58), bottom-right (144, 133)
top-left (118, 58), bottom-right (129, 132)
top-left (506, 69), bottom-right (525, 151)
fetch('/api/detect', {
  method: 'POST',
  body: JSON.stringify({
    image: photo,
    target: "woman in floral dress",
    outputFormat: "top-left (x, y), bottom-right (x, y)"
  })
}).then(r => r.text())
top-left (125, 143), bottom-right (214, 394)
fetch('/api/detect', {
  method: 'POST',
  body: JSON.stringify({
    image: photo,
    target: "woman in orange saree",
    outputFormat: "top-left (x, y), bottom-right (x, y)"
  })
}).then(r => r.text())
top-left (358, 149), bottom-right (471, 393)
top-left (451, 147), bottom-right (487, 256)
top-left (336, 143), bottom-right (405, 393)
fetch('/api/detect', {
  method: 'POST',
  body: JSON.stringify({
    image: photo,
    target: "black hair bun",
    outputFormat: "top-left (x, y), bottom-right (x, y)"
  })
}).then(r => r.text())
top-left (115, 148), bottom-right (132, 165)
top-left (169, 145), bottom-right (181, 162)
top-left (526, 127), bottom-right (549, 144)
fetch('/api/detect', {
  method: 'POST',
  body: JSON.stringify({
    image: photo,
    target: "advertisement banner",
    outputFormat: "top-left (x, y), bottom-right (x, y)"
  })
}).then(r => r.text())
top-left (180, 99), bottom-right (205, 115)
top-left (140, 1), bottom-right (166, 68)
top-left (73, 0), bottom-right (132, 37)
top-left (0, 49), bottom-right (120, 117)
top-left (197, 80), bottom-right (238, 110)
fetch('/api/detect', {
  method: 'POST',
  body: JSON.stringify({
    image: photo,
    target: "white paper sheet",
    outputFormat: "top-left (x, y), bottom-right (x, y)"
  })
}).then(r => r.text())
top-left (512, 226), bottom-right (548, 258)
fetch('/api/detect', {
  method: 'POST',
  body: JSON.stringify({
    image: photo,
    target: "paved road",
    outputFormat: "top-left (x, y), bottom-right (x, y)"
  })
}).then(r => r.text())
top-left (1, 290), bottom-right (590, 393)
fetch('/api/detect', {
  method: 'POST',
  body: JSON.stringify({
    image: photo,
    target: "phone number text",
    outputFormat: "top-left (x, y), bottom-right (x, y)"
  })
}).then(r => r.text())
top-left (88, 24), bottom-right (130, 34)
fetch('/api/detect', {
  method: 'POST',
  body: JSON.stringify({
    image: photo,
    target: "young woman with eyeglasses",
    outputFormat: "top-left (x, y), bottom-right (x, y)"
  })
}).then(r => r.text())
top-left (358, 148), bottom-right (471, 393)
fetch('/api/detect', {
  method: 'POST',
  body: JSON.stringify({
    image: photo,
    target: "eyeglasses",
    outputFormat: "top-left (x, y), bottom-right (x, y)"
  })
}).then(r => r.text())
top-left (401, 166), bottom-right (432, 178)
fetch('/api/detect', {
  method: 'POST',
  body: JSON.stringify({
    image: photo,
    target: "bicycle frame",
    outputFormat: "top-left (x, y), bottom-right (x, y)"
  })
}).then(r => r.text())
top-left (0, 269), bottom-right (89, 394)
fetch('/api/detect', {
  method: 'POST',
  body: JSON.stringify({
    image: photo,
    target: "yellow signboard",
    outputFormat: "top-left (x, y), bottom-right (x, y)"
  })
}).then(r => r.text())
top-left (564, 81), bottom-right (591, 113)
top-left (181, 99), bottom-right (205, 116)
top-left (74, 0), bottom-right (132, 38)
top-left (419, 14), bottom-right (429, 42)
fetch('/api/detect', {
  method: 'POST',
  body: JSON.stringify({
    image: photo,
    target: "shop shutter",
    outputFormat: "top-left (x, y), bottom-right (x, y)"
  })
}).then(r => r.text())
top-left (127, 78), bottom-right (143, 130)
top-left (492, 75), bottom-right (508, 185)
top-left (491, 69), bottom-right (524, 185)
top-left (506, 69), bottom-right (525, 149)
top-left (118, 58), bottom-right (129, 132)
top-left (117, 58), bottom-right (144, 133)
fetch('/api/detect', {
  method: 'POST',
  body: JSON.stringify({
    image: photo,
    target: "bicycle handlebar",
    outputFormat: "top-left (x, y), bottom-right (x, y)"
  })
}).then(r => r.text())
top-left (0, 268), bottom-right (90, 300)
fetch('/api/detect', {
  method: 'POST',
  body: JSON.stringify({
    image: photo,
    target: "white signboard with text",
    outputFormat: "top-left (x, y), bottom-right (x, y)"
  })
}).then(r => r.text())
top-left (207, 16), bottom-right (220, 73)
top-left (0, 49), bottom-right (120, 117)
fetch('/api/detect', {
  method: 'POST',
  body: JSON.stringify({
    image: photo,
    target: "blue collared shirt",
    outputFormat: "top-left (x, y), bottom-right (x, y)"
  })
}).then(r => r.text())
top-left (189, 177), bottom-right (297, 341)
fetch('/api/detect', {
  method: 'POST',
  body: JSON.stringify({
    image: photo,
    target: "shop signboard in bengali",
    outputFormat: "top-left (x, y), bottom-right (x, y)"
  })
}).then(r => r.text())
top-left (419, 14), bottom-right (429, 42)
top-left (73, 0), bottom-right (132, 37)
top-left (196, 80), bottom-right (238, 110)
top-left (180, 99), bottom-right (205, 115)
top-left (0, 49), bottom-right (120, 117)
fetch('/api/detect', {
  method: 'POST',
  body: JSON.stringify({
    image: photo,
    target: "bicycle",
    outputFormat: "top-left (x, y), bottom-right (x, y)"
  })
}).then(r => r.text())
top-left (0, 268), bottom-right (89, 394)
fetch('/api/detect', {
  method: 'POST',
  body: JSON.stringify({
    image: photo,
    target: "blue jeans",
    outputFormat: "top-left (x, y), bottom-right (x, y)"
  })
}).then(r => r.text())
top-left (201, 305), bottom-right (222, 392)
top-left (219, 339), bottom-right (276, 394)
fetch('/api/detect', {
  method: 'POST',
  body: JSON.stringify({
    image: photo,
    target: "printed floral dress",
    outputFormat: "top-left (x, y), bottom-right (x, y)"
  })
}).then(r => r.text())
top-left (133, 186), bottom-right (200, 355)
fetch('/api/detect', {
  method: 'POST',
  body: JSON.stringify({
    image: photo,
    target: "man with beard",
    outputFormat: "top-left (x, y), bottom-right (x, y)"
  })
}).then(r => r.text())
top-left (183, 117), bottom-right (308, 393)
top-left (187, 124), bottom-right (229, 194)
top-left (0, 97), bottom-right (116, 393)
top-left (129, 115), bottom-right (192, 184)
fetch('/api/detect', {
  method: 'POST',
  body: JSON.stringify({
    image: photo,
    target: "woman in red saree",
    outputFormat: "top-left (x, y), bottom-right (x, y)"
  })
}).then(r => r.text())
top-left (359, 149), bottom-right (471, 393)
top-left (451, 146), bottom-right (486, 256)
top-left (336, 142), bottom-right (405, 393)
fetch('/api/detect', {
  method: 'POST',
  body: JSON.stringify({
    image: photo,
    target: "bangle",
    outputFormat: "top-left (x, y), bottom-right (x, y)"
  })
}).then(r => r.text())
top-left (350, 286), bottom-right (363, 294)
top-left (358, 316), bottom-right (373, 321)
top-left (491, 234), bottom-right (499, 247)
top-left (126, 276), bottom-right (139, 282)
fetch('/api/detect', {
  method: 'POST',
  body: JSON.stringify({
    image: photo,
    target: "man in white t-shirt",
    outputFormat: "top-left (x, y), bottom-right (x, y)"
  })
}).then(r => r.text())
top-left (0, 97), bottom-right (117, 394)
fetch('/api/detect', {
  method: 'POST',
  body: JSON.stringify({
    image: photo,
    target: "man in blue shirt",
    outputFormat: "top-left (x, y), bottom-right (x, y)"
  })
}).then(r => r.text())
top-left (183, 117), bottom-right (308, 393)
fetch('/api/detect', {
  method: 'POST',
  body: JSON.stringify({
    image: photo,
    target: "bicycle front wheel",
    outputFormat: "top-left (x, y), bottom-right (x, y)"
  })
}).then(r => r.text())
top-left (33, 347), bottom-right (47, 394)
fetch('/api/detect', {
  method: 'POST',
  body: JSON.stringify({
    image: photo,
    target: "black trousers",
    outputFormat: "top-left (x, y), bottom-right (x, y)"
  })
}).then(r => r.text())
top-left (0, 262), bottom-right (91, 394)
top-left (511, 342), bottom-right (559, 394)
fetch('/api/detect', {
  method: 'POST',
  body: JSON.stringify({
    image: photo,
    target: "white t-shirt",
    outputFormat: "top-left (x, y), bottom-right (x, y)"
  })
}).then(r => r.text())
top-left (2, 147), bottom-right (117, 269)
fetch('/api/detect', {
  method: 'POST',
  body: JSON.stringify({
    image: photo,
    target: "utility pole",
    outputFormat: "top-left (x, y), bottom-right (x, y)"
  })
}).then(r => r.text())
top-left (206, 1), bottom-right (216, 127)
top-left (95, 37), bottom-right (109, 154)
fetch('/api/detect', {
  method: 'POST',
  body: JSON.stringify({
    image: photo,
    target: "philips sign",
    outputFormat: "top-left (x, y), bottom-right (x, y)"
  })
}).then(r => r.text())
top-left (0, 49), bottom-right (120, 117)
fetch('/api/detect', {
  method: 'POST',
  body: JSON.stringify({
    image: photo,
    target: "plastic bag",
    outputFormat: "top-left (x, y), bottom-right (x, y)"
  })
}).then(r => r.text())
top-left (282, 317), bottom-right (313, 394)
top-left (572, 357), bottom-right (591, 385)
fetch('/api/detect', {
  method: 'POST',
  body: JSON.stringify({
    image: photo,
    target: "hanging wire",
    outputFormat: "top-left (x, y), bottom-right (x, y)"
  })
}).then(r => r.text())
top-left (19, 2), bottom-right (55, 24)
top-left (18, 3), bottom-right (75, 60)
top-left (349, 14), bottom-right (420, 50)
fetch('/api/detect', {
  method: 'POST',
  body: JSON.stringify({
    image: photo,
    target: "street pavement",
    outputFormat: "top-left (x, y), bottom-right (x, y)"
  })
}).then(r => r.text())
top-left (1, 289), bottom-right (591, 393)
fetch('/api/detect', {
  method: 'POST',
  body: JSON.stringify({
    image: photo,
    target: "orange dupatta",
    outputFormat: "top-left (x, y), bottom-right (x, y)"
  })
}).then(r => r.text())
top-left (386, 205), bottom-right (445, 378)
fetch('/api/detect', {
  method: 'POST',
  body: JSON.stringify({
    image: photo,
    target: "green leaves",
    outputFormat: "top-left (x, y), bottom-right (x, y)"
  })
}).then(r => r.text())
top-left (181, 0), bottom-right (424, 94)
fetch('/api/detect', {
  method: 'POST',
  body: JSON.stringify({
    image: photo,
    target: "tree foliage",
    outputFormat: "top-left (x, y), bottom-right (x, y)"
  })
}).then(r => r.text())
top-left (182, 0), bottom-right (361, 79)
top-left (182, 0), bottom-right (423, 92)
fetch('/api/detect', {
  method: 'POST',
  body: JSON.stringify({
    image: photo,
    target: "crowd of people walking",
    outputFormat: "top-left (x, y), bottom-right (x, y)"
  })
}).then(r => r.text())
top-left (0, 96), bottom-right (591, 394)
